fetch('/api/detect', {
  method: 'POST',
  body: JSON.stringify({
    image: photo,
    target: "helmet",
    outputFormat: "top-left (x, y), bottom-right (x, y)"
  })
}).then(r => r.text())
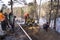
top-left (24, 13), bottom-right (29, 17)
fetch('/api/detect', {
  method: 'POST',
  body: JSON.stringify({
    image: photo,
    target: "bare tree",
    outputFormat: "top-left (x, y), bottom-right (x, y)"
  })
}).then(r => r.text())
top-left (34, 0), bottom-right (39, 23)
top-left (54, 0), bottom-right (59, 29)
top-left (49, 0), bottom-right (52, 24)
top-left (8, 0), bottom-right (27, 14)
top-left (34, 0), bottom-right (37, 19)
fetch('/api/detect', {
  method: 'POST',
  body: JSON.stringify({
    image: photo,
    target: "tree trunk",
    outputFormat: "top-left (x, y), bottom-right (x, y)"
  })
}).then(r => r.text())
top-left (49, 0), bottom-right (52, 24)
top-left (11, 0), bottom-right (13, 14)
top-left (54, 0), bottom-right (59, 30)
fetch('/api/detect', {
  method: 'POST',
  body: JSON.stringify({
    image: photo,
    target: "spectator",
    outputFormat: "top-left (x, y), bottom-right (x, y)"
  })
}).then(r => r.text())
top-left (43, 22), bottom-right (49, 32)
top-left (0, 11), bottom-right (7, 31)
top-left (9, 12), bottom-right (14, 32)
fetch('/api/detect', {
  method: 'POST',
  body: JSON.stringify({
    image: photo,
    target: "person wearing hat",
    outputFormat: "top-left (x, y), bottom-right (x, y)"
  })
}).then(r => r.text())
top-left (0, 11), bottom-right (6, 31)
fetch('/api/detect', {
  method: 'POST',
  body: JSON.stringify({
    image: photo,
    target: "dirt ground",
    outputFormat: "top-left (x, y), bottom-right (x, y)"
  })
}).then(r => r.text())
top-left (23, 26), bottom-right (60, 40)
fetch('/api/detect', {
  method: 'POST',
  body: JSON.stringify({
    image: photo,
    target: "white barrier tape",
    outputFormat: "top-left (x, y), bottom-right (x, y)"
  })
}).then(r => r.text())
top-left (17, 23), bottom-right (32, 40)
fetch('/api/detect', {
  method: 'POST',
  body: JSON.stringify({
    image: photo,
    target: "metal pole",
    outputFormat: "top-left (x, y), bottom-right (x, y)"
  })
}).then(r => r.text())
top-left (17, 23), bottom-right (32, 40)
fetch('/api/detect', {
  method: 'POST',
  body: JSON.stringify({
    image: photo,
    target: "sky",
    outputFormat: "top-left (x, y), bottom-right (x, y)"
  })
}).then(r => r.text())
top-left (0, 0), bottom-right (49, 8)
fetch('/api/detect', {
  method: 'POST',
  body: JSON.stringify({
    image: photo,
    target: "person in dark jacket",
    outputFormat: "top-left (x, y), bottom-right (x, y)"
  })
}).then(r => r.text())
top-left (0, 10), bottom-right (6, 31)
top-left (9, 12), bottom-right (14, 32)
top-left (1, 13), bottom-right (9, 31)
top-left (9, 12), bottom-right (13, 25)
top-left (4, 13), bottom-right (9, 26)
top-left (43, 22), bottom-right (49, 32)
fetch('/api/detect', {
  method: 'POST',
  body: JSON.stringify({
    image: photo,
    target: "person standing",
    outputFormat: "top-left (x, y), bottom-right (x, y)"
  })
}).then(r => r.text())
top-left (0, 11), bottom-right (6, 31)
top-left (9, 12), bottom-right (14, 32)
top-left (43, 22), bottom-right (49, 32)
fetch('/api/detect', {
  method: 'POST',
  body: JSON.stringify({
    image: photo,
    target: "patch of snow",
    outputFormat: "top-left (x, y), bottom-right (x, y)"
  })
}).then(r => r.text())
top-left (15, 17), bottom-right (25, 24)
top-left (56, 18), bottom-right (60, 33)
top-left (49, 20), bottom-right (54, 29)
top-left (39, 18), bottom-right (47, 28)
top-left (49, 18), bottom-right (60, 33)
top-left (39, 17), bottom-right (60, 33)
